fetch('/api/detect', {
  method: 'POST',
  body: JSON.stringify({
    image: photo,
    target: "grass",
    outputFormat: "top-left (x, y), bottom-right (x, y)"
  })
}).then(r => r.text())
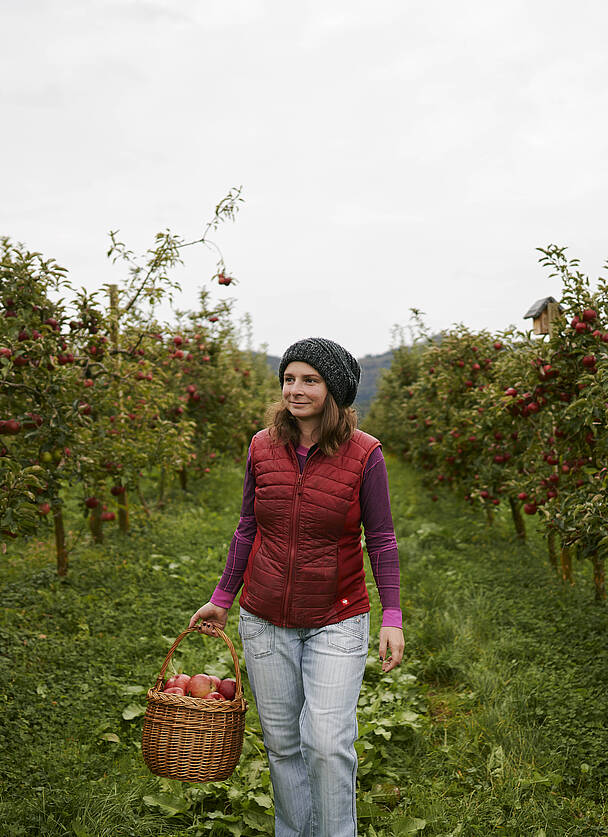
top-left (0, 456), bottom-right (607, 836)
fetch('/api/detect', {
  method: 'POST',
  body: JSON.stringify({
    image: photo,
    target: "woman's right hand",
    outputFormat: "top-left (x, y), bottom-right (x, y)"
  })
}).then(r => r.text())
top-left (189, 602), bottom-right (229, 636)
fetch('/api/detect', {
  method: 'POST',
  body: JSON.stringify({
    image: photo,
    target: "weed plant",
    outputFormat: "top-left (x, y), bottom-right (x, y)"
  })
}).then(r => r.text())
top-left (0, 458), bottom-right (607, 835)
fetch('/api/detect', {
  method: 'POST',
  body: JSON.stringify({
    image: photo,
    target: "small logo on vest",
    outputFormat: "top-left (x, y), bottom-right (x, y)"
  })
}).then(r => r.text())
top-left (340, 598), bottom-right (349, 606)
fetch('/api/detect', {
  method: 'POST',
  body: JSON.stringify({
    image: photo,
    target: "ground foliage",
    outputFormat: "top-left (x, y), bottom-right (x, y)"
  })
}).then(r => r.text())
top-left (1, 457), bottom-right (607, 835)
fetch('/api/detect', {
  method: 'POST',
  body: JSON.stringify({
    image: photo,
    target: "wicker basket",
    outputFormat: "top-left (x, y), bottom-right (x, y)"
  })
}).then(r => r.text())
top-left (142, 625), bottom-right (248, 783)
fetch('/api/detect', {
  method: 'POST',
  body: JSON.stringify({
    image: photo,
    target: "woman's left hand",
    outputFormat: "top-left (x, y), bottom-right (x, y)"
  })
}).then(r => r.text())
top-left (379, 627), bottom-right (404, 672)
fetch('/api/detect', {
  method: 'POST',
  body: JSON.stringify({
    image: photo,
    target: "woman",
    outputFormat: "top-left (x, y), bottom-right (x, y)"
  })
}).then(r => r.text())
top-left (190, 337), bottom-right (404, 837)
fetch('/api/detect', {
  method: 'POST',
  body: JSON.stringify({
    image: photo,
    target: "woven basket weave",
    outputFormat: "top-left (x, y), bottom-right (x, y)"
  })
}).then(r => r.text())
top-left (142, 625), bottom-right (248, 783)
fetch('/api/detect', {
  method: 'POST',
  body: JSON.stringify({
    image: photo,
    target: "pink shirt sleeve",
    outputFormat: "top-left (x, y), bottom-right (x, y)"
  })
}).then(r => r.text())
top-left (360, 447), bottom-right (403, 629)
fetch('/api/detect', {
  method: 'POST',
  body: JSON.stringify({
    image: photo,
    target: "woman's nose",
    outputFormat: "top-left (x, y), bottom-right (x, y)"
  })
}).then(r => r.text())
top-left (288, 379), bottom-right (304, 395)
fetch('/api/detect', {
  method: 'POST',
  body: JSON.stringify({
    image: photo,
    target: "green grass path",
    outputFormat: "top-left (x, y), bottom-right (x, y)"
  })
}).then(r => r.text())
top-left (1, 457), bottom-right (607, 836)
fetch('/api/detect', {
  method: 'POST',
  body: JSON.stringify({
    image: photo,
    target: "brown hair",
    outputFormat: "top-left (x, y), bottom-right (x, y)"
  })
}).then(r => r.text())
top-left (265, 392), bottom-right (358, 457)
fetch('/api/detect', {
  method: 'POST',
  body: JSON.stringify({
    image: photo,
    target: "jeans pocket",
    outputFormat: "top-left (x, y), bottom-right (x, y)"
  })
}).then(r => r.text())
top-left (327, 613), bottom-right (368, 653)
top-left (239, 608), bottom-right (275, 658)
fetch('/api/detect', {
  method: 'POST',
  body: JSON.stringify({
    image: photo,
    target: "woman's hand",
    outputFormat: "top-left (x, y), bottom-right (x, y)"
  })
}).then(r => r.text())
top-left (379, 627), bottom-right (404, 672)
top-left (189, 602), bottom-right (229, 636)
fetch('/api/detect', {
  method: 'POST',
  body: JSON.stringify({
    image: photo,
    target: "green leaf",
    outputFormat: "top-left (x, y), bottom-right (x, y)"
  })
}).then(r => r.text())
top-left (252, 793), bottom-right (273, 809)
top-left (119, 684), bottom-right (147, 695)
top-left (356, 801), bottom-right (390, 820)
top-left (390, 815), bottom-right (427, 832)
top-left (99, 732), bottom-right (120, 743)
top-left (71, 819), bottom-right (90, 837)
top-left (142, 793), bottom-right (191, 816)
top-left (122, 703), bottom-right (146, 720)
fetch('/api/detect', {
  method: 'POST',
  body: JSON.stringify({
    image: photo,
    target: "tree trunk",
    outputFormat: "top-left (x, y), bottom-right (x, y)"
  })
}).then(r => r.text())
top-left (179, 467), bottom-right (188, 491)
top-left (560, 543), bottom-right (574, 585)
top-left (547, 529), bottom-right (559, 573)
top-left (157, 465), bottom-right (166, 508)
top-left (135, 479), bottom-right (151, 517)
top-left (591, 552), bottom-right (606, 602)
top-left (89, 503), bottom-right (103, 544)
top-left (53, 505), bottom-right (68, 576)
top-left (118, 490), bottom-right (129, 533)
top-left (508, 497), bottom-right (526, 540)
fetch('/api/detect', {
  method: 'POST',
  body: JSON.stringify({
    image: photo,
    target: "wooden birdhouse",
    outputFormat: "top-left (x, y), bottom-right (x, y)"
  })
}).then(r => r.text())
top-left (523, 296), bottom-right (563, 336)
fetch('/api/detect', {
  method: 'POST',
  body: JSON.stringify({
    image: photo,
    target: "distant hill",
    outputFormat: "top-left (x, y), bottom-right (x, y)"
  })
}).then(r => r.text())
top-left (355, 351), bottom-right (393, 415)
top-left (263, 351), bottom-right (394, 417)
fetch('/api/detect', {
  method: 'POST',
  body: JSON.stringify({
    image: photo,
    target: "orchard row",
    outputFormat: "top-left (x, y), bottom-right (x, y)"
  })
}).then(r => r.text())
top-left (0, 201), bottom-right (278, 572)
top-left (366, 247), bottom-right (608, 601)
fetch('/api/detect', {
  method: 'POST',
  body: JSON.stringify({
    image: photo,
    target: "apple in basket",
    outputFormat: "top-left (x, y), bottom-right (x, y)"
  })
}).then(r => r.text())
top-left (164, 687), bottom-right (185, 695)
top-left (164, 673), bottom-right (191, 692)
top-left (207, 674), bottom-right (222, 690)
top-left (218, 678), bottom-right (237, 700)
top-left (206, 691), bottom-right (224, 700)
top-left (186, 673), bottom-right (214, 698)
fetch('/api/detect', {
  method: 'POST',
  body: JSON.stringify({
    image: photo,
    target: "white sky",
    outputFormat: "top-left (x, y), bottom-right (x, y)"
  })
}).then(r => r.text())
top-left (2, 0), bottom-right (607, 357)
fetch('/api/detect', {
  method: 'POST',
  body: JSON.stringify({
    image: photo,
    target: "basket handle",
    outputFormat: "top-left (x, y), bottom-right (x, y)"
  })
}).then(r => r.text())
top-left (153, 624), bottom-right (243, 697)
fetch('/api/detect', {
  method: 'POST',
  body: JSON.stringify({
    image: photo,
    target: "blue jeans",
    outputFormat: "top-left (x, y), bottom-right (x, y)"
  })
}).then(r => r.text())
top-left (238, 606), bottom-right (369, 837)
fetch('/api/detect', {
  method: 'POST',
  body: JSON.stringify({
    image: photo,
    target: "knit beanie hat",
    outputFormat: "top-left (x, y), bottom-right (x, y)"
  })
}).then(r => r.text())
top-left (278, 337), bottom-right (361, 407)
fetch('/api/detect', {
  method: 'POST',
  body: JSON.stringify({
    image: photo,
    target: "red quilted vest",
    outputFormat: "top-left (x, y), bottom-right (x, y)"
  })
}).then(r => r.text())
top-left (239, 428), bottom-right (381, 628)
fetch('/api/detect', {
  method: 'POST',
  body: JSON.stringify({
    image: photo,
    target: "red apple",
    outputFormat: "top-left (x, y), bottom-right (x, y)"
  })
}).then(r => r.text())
top-left (85, 497), bottom-right (99, 509)
top-left (205, 691), bottom-right (225, 700)
top-left (187, 674), bottom-right (213, 698)
top-left (582, 308), bottom-right (597, 322)
top-left (163, 687), bottom-right (185, 696)
top-left (218, 678), bottom-right (237, 700)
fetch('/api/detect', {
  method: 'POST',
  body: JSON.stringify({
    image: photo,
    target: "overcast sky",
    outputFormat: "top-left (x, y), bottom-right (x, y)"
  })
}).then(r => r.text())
top-left (2, 1), bottom-right (607, 357)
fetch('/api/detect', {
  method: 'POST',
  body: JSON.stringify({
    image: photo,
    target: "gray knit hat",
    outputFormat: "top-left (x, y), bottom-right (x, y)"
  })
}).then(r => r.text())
top-left (278, 337), bottom-right (361, 407)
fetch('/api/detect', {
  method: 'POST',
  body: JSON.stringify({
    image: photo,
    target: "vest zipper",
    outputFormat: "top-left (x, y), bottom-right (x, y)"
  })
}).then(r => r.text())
top-left (280, 446), bottom-right (317, 625)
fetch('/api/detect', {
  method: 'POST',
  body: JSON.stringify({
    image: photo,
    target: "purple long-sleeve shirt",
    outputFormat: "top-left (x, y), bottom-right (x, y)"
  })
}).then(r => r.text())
top-left (211, 443), bottom-right (403, 629)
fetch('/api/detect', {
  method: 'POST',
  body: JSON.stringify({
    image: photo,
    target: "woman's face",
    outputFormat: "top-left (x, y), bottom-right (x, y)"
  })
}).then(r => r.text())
top-left (282, 361), bottom-right (328, 422)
